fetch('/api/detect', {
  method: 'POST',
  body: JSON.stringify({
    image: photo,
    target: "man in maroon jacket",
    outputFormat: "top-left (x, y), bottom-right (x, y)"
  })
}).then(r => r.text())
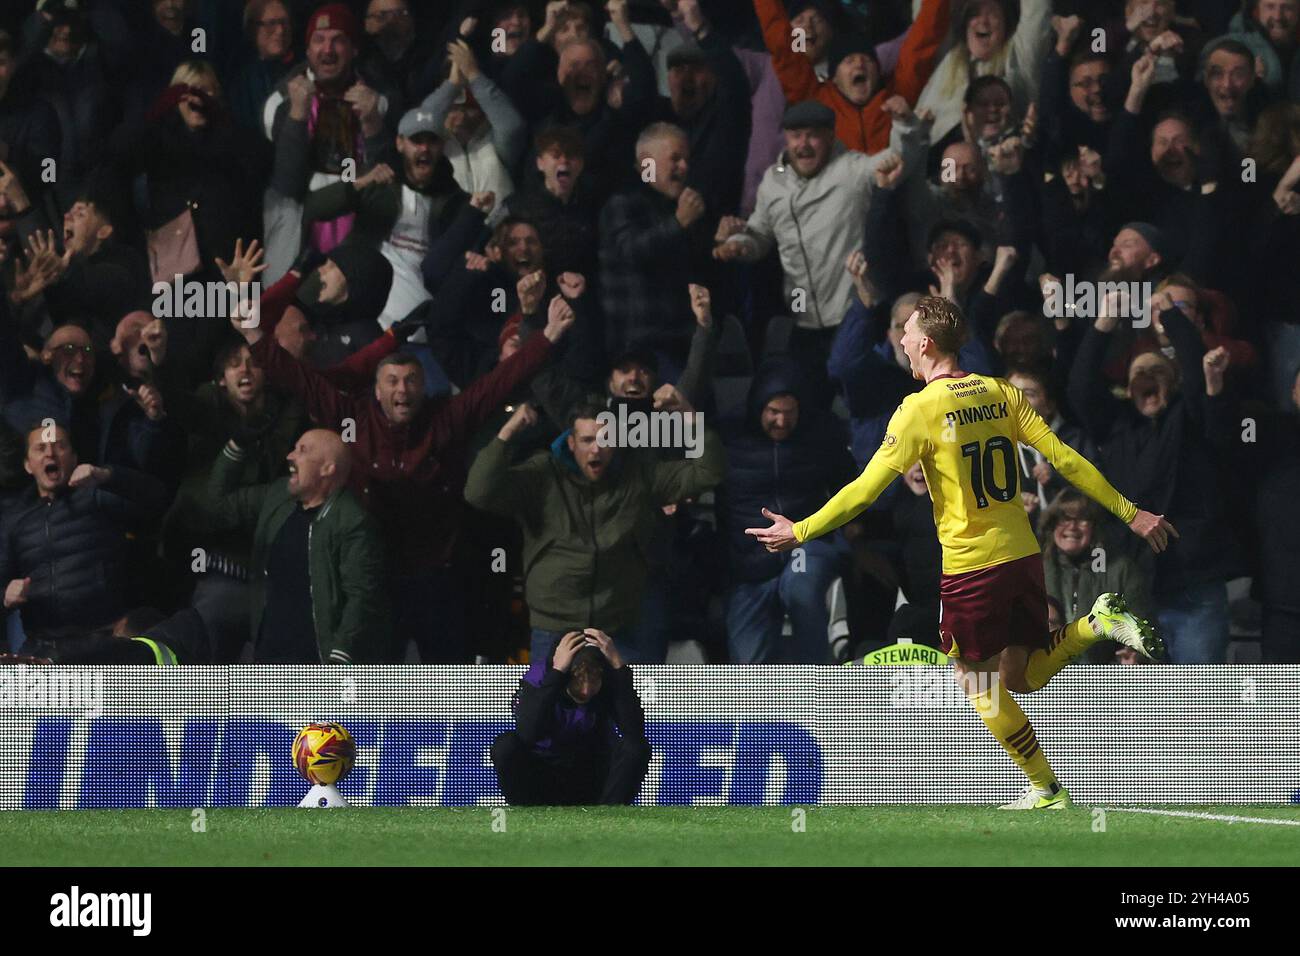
top-left (233, 269), bottom-right (578, 662)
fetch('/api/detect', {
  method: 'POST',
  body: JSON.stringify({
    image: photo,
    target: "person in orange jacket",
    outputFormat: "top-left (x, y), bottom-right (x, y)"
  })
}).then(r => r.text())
top-left (752, 0), bottom-right (951, 154)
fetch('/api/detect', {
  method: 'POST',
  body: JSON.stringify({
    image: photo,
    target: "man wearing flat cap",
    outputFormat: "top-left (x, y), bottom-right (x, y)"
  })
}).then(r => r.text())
top-left (713, 98), bottom-right (926, 367)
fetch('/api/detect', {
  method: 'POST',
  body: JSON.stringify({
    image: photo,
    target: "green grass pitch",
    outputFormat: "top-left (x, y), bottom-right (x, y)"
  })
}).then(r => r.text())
top-left (5, 805), bottom-right (1300, 865)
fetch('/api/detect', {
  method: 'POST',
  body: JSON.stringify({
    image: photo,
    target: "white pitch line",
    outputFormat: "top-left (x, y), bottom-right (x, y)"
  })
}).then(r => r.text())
top-left (1105, 807), bottom-right (1300, 827)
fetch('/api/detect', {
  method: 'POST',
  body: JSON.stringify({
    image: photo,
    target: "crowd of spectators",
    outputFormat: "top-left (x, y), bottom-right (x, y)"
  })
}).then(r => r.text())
top-left (1, 0), bottom-right (1298, 667)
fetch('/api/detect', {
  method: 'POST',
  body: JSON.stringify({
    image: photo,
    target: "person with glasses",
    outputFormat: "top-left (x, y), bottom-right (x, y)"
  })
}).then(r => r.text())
top-left (228, 0), bottom-right (297, 135)
top-left (0, 311), bottom-right (170, 477)
top-left (1039, 489), bottom-right (1154, 664)
top-left (1035, 13), bottom-right (1114, 163)
top-left (1128, 275), bottom-right (1260, 376)
top-left (359, 0), bottom-right (435, 120)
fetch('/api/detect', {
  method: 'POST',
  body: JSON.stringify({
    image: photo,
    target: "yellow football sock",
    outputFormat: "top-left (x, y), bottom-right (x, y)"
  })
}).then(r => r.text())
top-left (1024, 616), bottom-right (1100, 691)
top-left (960, 670), bottom-right (1057, 793)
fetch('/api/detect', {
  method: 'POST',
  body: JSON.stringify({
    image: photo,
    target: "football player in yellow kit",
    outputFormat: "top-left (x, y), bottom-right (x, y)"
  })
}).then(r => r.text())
top-left (747, 296), bottom-right (1177, 809)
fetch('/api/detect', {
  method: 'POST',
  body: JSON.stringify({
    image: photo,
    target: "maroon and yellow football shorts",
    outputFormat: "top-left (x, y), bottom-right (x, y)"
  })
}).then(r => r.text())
top-left (938, 553), bottom-right (1050, 663)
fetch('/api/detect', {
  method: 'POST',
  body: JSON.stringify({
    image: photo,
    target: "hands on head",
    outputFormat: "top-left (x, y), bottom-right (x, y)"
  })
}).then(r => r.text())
top-left (552, 627), bottom-right (623, 671)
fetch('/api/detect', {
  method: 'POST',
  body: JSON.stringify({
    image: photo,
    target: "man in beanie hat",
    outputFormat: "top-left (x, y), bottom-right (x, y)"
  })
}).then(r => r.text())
top-left (263, 3), bottom-right (389, 143)
top-left (261, 3), bottom-right (400, 275)
top-left (752, 0), bottom-right (951, 153)
top-left (1102, 222), bottom-right (1174, 284)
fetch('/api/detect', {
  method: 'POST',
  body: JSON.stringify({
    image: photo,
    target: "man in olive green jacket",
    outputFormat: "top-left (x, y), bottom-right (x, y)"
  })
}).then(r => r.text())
top-left (195, 429), bottom-right (390, 663)
top-left (465, 392), bottom-right (725, 663)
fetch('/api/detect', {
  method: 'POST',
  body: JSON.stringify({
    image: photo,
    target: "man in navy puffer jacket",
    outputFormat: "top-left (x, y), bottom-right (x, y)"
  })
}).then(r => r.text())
top-left (718, 358), bottom-right (855, 663)
top-left (1, 421), bottom-right (168, 649)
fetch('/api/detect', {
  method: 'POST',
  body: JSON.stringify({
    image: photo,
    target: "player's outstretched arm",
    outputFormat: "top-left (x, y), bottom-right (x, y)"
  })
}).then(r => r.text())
top-left (1012, 385), bottom-right (1143, 527)
top-left (1128, 510), bottom-right (1179, 553)
top-left (747, 455), bottom-right (902, 552)
top-left (1019, 397), bottom-right (1180, 554)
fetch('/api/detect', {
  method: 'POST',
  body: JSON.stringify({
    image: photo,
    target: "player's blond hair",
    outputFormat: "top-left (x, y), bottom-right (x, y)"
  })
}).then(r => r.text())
top-left (911, 295), bottom-right (968, 356)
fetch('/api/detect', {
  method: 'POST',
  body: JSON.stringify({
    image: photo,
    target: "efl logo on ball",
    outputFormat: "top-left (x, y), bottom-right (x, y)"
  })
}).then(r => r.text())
top-left (292, 722), bottom-right (356, 786)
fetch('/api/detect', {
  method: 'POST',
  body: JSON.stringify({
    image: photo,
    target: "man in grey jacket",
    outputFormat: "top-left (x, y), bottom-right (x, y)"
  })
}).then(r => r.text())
top-left (713, 98), bottom-right (927, 334)
top-left (421, 39), bottom-right (526, 207)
